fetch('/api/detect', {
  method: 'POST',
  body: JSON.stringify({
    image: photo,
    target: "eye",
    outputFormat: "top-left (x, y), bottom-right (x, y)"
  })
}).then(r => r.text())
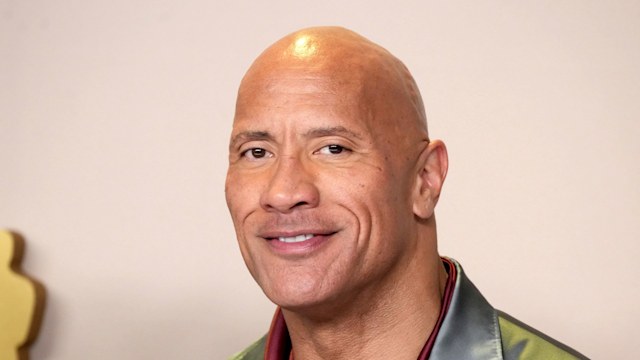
top-left (317, 144), bottom-right (349, 155)
top-left (241, 148), bottom-right (272, 160)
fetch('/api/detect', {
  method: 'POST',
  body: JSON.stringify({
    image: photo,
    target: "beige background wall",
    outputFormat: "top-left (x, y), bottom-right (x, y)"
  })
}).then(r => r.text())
top-left (2, 1), bottom-right (639, 359)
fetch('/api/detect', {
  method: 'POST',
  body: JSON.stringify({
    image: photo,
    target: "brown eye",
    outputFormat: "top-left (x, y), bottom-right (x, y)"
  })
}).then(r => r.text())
top-left (251, 148), bottom-right (266, 158)
top-left (318, 144), bottom-right (348, 155)
top-left (242, 148), bottom-right (270, 160)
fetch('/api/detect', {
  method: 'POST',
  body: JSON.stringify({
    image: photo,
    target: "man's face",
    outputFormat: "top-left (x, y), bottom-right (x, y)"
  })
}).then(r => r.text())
top-left (225, 66), bottom-right (423, 311)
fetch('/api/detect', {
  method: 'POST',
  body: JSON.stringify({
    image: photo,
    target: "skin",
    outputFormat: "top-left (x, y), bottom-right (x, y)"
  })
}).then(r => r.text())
top-left (226, 27), bottom-right (449, 360)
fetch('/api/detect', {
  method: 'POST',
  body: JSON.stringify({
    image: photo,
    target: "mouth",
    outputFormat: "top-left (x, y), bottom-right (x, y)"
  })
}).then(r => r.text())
top-left (261, 231), bottom-right (338, 255)
top-left (275, 234), bottom-right (314, 243)
top-left (265, 231), bottom-right (337, 241)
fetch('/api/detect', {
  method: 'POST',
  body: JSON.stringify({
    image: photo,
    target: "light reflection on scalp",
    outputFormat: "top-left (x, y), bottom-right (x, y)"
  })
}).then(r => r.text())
top-left (290, 36), bottom-right (318, 59)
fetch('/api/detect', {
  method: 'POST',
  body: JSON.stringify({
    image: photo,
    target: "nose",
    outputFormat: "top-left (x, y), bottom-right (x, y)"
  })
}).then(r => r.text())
top-left (260, 156), bottom-right (320, 213)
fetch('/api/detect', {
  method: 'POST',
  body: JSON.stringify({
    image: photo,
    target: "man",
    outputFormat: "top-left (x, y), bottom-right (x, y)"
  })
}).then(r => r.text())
top-left (226, 26), bottom-right (586, 360)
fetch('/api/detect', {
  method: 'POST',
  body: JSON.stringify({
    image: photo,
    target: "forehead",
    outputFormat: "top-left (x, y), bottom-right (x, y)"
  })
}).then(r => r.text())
top-left (234, 68), bottom-right (373, 129)
top-left (231, 39), bottom-right (426, 149)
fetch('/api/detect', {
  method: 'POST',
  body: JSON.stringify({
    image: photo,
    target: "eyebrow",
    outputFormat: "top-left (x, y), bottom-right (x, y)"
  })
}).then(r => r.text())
top-left (229, 130), bottom-right (274, 150)
top-left (229, 126), bottom-right (363, 150)
top-left (302, 126), bottom-right (364, 140)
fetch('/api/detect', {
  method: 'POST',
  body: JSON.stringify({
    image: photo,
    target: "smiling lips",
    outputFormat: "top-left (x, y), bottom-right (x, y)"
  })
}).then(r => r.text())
top-left (277, 234), bottom-right (314, 243)
top-left (263, 231), bottom-right (336, 255)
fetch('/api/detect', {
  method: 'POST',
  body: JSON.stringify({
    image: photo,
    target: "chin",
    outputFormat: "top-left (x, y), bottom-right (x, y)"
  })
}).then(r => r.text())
top-left (261, 276), bottom-right (340, 313)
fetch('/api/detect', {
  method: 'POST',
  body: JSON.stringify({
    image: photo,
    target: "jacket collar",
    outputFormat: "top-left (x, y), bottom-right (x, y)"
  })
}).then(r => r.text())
top-left (430, 258), bottom-right (504, 360)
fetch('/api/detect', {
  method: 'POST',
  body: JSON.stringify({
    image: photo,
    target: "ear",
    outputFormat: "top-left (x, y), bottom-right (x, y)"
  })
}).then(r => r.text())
top-left (412, 140), bottom-right (449, 219)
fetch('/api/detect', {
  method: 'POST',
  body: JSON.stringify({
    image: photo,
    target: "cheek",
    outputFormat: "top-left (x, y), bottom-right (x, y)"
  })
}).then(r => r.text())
top-left (225, 170), bottom-right (259, 217)
top-left (340, 164), bottom-right (410, 206)
top-left (225, 172), bottom-right (263, 275)
top-left (317, 160), bottom-right (406, 213)
top-left (334, 164), bottom-right (414, 240)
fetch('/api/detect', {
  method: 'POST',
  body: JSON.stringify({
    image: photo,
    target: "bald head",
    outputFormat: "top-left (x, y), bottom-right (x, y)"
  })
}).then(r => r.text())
top-left (226, 27), bottom-right (449, 318)
top-left (236, 26), bottom-right (429, 140)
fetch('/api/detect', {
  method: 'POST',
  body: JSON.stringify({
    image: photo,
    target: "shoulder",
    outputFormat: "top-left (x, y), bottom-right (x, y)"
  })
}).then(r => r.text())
top-left (497, 311), bottom-right (588, 360)
top-left (228, 335), bottom-right (267, 360)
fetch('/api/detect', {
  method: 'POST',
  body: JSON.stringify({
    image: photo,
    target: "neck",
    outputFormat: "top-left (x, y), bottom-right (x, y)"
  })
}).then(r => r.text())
top-left (282, 250), bottom-right (447, 360)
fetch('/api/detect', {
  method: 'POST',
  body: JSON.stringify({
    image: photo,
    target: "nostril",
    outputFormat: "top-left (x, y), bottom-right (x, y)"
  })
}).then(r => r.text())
top-left (293, 201), bottom-right (308, 208)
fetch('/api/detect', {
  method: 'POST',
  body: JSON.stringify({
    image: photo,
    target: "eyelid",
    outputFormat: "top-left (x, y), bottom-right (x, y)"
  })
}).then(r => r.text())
top-left (240, 148), bottom-right (274, 163)
top-left (314, 143), bottom-right (353, 156)
top-left (237, 140), bottom-right (270, 154)
top-left (236, 140), bottom-right (275, 161)
top-left (314, 136), bottom-right (355, 148)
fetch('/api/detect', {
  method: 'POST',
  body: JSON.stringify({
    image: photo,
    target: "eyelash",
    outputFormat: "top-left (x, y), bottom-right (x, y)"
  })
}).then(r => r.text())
top-left (317, 144), bottom-right (350, 155)
top-left (241, 148), bottom-right (272, 160)
top-left (240, 144), bottom-right (352, 160)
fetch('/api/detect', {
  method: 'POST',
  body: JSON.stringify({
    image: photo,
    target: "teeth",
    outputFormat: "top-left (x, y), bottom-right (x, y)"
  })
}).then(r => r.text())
top-left (278, 234), bottom-right (314, 243)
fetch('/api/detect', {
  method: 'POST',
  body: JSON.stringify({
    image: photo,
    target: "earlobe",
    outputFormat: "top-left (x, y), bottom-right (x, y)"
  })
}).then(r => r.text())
top-left (412, 140), bottom-right (449, 219)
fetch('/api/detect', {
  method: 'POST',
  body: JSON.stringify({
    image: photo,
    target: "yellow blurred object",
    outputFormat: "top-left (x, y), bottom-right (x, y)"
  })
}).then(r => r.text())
top-left (0, 230), bottom-right (44, 360)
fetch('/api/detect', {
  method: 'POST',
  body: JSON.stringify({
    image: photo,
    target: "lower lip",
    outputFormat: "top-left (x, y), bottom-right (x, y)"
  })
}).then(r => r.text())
top-left (267, 234), bottom-right (332, 256)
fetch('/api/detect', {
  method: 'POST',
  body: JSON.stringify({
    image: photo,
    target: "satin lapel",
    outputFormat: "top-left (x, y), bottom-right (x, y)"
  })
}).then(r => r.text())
top-left (429, 259), bottom-right (504, 360)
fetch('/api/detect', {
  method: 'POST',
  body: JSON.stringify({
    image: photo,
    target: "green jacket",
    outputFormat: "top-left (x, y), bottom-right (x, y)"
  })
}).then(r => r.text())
top-left (231, 259), bottom-right (587, 360)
